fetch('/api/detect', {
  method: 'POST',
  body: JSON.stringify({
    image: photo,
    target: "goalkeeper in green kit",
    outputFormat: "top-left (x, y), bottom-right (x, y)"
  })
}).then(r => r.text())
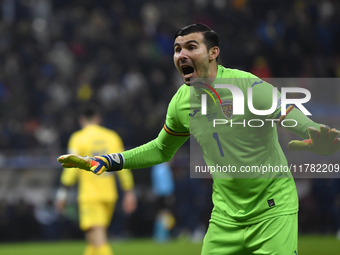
top-left (58, 24), bottom-right (340, 255)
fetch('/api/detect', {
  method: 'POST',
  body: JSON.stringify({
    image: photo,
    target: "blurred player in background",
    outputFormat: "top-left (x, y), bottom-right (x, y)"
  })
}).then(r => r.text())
top-left (58, 24), bottom-right (340, 255)
top-left (55, 103), bottom-right (137, 255)
top-left (151, 162), bottom-right (175, 242)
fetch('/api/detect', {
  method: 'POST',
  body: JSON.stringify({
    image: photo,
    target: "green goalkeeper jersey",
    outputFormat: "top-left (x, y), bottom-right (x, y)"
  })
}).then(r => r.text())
top-left (123, 65), bottom-right (321, 225)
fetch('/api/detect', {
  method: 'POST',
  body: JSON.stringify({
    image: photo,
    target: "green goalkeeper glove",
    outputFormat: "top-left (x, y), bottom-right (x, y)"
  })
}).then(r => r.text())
top-left (57, 153), bottom-right (124, 175)
top-left (288, 125), bottom-right (340, 155)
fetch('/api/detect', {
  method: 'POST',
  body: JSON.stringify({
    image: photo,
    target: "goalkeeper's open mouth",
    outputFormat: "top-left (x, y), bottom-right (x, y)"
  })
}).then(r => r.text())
top-left (181, 65), bottom-right (195, 79)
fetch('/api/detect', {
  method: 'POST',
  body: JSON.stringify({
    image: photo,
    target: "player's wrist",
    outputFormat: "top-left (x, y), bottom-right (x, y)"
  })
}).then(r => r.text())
top-left (101, 153), bottom-right (124, 171)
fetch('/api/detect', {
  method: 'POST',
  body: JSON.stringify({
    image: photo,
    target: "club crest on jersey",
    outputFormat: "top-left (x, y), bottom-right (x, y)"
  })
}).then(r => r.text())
top-left (221, 99), bottom-right (233, 119)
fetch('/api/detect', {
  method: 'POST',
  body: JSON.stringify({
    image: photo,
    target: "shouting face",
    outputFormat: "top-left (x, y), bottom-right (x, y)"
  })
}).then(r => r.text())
top-left (173, 32), bottom-right (219, 85)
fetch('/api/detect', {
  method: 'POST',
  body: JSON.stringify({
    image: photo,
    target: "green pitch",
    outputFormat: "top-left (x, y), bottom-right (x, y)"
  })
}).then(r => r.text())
top-left (0, 239), bottom-right (202, 255)
top-left (0, 236), bottom-right (339, 255)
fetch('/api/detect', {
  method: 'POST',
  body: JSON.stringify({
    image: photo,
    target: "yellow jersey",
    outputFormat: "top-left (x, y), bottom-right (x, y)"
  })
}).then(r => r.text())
top-left (60, 124), bottom-right (134, 203)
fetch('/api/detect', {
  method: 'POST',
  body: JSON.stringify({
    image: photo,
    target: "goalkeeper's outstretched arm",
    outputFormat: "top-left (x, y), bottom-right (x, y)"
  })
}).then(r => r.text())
top-left (122, 128), bottom-right (188, 169)
top-left (58, 129), bottom-right (189, 174)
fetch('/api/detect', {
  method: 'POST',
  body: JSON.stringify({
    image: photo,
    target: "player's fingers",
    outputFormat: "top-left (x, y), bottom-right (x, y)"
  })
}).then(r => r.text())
top-left (335, 138), bottom-right (340, 147)
top-left (319, 125), bottom-right (330, 139)
top-left (57, 154), bottom-right (71, 163)
top-left (72, 156), bottom-right (92, 170)
top-left (58, 154), bottom-right (83, 164)
top-left (61, 163), bottom-right (76, 168)
top-left (326, 138), bottom-right (340, 155)
top-left (308, 127), bottom-right (319, 142)
top-left (288, 140), bottom-right (311, 151)
top-left (327, 129), bottom-right (340, 142)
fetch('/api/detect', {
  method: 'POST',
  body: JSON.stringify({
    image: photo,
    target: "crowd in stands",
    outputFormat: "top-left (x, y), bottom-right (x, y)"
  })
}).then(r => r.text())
top-left (1, 0), bottom-right (340, 151)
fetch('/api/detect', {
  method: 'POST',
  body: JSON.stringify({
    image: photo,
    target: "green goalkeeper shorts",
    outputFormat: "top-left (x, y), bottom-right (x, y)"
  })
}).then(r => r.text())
top-left (201, 213), bottom-right (298, 255)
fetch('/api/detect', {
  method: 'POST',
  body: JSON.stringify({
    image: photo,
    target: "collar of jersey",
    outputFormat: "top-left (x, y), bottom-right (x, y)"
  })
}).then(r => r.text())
top-left (192, 65), bottom-right (223, 98)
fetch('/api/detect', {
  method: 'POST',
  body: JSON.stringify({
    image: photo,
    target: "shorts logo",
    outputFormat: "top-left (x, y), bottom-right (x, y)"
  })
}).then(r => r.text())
top-left (267, 199), bottom-right (275, 207)
top-left (221, 99), bottom-right (233, 119)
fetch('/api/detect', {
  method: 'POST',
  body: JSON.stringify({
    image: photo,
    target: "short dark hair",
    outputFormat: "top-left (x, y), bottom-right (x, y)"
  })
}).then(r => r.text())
top-left (79, 103), bottom-right (100, 120)
top-left (174, 23), bottom-right (219, 51)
